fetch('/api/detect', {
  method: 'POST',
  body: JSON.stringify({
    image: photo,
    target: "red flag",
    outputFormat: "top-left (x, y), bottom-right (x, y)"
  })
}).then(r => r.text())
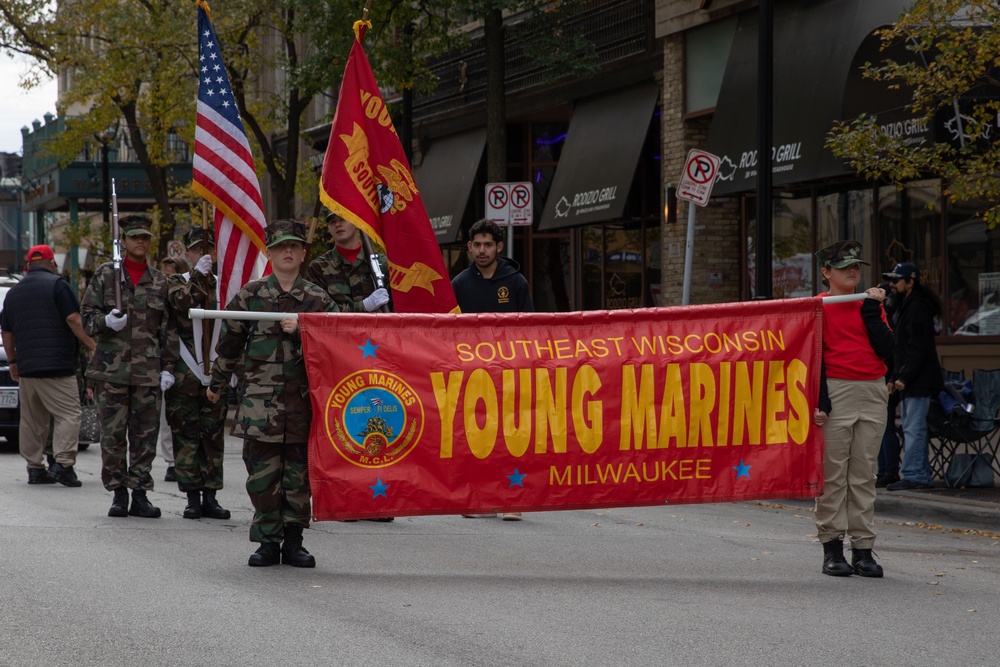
top-left (192, 0), bottom-right (269, 305)
top-left (320, 21), bottom-right (458, 314)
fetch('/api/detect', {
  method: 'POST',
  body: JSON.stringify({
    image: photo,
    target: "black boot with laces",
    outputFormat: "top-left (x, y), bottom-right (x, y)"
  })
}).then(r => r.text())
top-left (822, 538), bottom-right (853, 576)
top-left (852, 548), bottom-right (884, 578)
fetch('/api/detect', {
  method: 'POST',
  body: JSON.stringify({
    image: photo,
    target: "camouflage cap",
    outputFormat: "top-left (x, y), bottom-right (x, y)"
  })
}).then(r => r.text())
top-left (120, 215), bottom-right (153, 237)
top-left (265, 219), bottom-right (307, 248)
top-left (815, 240), bottom-right (869, 269)
top-left (182, 226), bottom-right (215, 250)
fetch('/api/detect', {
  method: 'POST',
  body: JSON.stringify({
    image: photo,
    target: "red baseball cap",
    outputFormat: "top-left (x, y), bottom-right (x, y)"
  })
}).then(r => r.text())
top-left (26, 244), bottom-right (55, 262)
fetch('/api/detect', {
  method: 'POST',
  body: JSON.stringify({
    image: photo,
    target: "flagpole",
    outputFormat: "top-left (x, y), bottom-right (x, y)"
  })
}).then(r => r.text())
top-left (200, 201), bottom-right (213, 376)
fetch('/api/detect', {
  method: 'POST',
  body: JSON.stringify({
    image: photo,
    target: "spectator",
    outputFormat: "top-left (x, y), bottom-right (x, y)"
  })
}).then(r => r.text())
top-left (885, 263), bottom-right (943, 492)
top-left (812, 240), bottom-right (893, 578)
top-left (452, 219), bottom-right (534, 521)
top-left (876, 281), bottom-right (901, 488)
top-left (1, 245), bottom-right (96, 486)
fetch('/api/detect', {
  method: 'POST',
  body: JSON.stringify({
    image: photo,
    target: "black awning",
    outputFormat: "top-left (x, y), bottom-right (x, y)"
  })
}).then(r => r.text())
top-left (705, 0), bottom-right (912, 196)
top-left (538, 83), bottom-right (659, 230)
top-left (414, 128), bottom-right (486, 244)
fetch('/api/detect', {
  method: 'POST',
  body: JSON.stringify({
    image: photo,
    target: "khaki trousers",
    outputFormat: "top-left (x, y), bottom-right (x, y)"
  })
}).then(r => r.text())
top-left (19, 375), bottom-right (81, 469)
top-left (815, 378), bottom-right (887, 549)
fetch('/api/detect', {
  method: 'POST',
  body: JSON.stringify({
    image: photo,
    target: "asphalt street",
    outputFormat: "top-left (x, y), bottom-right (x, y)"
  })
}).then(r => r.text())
top-left (1, 434), bottom-right (998, 667)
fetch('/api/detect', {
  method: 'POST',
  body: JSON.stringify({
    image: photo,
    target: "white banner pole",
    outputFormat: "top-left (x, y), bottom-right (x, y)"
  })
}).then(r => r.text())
top-left (190, 293), bottom-right (869, 321)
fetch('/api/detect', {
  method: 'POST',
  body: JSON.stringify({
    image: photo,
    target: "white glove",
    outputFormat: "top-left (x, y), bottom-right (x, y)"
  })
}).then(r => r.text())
top-left (160, 371), bottom-right (175, 392)
top-left (362, 288), bottom-right (390, 312)
top-left (105, 309), bottom-right (128, 332)
top-left (194, 254), bottom-right (213, 276)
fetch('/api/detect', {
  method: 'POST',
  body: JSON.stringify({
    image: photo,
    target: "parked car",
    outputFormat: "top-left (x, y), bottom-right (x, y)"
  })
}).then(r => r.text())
top-left (0, 274), bottom-right (21, 449)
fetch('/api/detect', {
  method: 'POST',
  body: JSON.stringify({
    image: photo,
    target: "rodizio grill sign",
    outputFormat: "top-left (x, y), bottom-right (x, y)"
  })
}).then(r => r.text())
top-left (735, 142), bottom-right (802, 176)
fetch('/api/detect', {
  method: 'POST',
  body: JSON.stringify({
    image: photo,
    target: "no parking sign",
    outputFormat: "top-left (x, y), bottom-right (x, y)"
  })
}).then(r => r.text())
top-left (486, 182), bottom-right (533, 226)
top-left (676, 149), bottom-right (721, 207)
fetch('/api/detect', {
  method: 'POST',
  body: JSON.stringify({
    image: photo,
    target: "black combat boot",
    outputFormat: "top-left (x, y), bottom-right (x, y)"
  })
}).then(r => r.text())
top-left (248, 543), bottom-right (281, 567)
top-left (852, 548), bottom-right (884, 578)
top-left (128, 489), bottom-right (162, 518)
top-left (50, 462), bottom-right (82, 487)
top-left (108, 488), bottom-right (130, 517)
top-left (281, 524), bottom-right (316, 568)
top-left (27, 467), bottom-right (57, 485)
top-left (822, 538), bottom-right (853, 577)
top-left (183, 491), bottom-right (202, 519)
top-left (201, 490), bottom-right (231, 520)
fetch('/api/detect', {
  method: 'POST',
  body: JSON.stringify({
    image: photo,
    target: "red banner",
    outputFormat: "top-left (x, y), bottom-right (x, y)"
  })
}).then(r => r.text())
top-left (301, 299), bottom-right (825, 521)
top-left (319, 21), bottom-right (458, 314)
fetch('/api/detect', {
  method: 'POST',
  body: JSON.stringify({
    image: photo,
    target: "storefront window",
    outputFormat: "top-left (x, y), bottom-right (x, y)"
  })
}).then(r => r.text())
top-left (579, 223), bottom-right (654, 310)
top-left (815, 187), bottom-right (873, 261)
top-left (877, 181), bottom-right (943, 329)
top-left (946, 199), bottom-right (1000, 336)
top-left (746, 191), bottom-right (815, 298)
top-left (532, 236), bottom-right (572, 312)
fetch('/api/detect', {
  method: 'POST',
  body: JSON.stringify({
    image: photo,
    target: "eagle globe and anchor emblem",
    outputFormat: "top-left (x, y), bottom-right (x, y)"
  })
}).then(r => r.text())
top-left (325, 370), bottom-right (423, 468)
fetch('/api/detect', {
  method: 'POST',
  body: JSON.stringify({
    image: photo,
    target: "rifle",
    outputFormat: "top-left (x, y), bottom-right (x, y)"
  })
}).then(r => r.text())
top-left (361, 233), bottom-right (390, 313)
top-left (111, 178), bottom-right (123, 311)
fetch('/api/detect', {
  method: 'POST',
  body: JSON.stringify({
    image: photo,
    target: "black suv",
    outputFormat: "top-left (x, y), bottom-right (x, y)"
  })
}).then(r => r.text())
top-left (0, 274), bottom-right (21, 448)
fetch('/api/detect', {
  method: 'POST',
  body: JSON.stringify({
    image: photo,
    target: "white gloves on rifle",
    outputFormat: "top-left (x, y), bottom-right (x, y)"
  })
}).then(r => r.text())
top-left (160, 371), bottom-right (175, 392)
top-left (105, 309), bottom-right (128, 332)
top-left (362, 288), bottom-right (390, 312)
top-left (194, 254), bottom-right (213, 276)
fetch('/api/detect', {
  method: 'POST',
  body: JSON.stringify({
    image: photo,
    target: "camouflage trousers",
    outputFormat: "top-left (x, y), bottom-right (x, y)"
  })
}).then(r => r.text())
top-left (243, 439), bottom-right (311, 544)
top-left (165, 384), bottom-right (228, 492)
top-left (96, 381), bottom-right (160, 491)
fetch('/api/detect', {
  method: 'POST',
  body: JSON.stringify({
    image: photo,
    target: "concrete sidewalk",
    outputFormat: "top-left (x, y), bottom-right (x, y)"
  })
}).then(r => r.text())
top-left (873, 484), bottom-right (1000, 531)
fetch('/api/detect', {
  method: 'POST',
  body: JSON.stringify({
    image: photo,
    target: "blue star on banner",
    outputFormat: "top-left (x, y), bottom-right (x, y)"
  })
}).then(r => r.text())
top-left (359, 338), bottom-right (379, 358)
top-left (733, 460), bottom-right (752, 479)
top-left (369, 478), bottom-right (389, 498)
top-left (507, 468), bottom-right (526, 488)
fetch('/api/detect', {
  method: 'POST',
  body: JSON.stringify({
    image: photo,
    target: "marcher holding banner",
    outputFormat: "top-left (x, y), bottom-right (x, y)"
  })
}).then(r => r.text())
top-left (207, 220), bottom-right (336, 568)
top-left (813, 241), bottom-right (894, 578)
top-left (165, 227), bottom-right (231, 520)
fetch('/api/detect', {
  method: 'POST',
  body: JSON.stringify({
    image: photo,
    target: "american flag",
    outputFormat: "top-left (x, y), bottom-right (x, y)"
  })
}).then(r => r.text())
top-left (191, 0), bottom-right (268, 306)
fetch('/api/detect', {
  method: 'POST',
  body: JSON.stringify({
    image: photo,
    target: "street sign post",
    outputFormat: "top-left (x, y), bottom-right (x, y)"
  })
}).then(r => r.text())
top-left (675, 149), bottom-right (721, 305)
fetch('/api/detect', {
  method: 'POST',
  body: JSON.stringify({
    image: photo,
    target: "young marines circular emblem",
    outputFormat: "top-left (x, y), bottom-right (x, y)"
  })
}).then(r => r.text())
top-left (325, 370), bottom-right (424, 468)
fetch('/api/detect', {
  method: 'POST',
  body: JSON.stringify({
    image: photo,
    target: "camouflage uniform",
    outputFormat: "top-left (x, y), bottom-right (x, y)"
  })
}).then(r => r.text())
top-left (306, 244), bottom-right (389, 311)
top-left (210, 270), bottom-right (335, 544)
top-left (165, 242), bottom-right (228, 494)
top-left (81, 231), bottom-right (176, 493)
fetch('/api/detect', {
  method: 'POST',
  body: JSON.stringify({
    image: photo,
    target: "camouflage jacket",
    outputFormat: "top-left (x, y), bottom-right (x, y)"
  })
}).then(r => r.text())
top-left (81, 261), bottom-right (177, 387)
top-left (306, 247), bottom-right (390, 312)
top-left (167, 270), bottom-right (219, 390)
top-left (210, 274), bottom-right (336, 442)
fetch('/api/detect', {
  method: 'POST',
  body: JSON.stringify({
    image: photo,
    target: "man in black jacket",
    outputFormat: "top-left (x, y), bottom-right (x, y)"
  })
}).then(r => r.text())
top-left (451, 219), bottom-right (533, 314)
top-left (884, 262), bottom-right (943, 491)
top-left (1, 245), bottom-right (95, 486)
top-left (452, 219), bottom-right (533, 521)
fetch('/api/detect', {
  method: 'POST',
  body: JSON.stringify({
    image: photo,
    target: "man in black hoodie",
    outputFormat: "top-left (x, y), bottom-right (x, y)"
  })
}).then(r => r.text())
top-left (884, 262), bottom-right (943, 491)
top-left (452, 218), bottom-right (533, 520)
top-left (452, 219), bottom-right (533, 314)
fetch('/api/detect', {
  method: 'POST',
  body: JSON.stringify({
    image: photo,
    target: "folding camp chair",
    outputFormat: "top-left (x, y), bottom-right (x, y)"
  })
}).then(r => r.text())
top-left (929, 369), bottom-right (1000, 486)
